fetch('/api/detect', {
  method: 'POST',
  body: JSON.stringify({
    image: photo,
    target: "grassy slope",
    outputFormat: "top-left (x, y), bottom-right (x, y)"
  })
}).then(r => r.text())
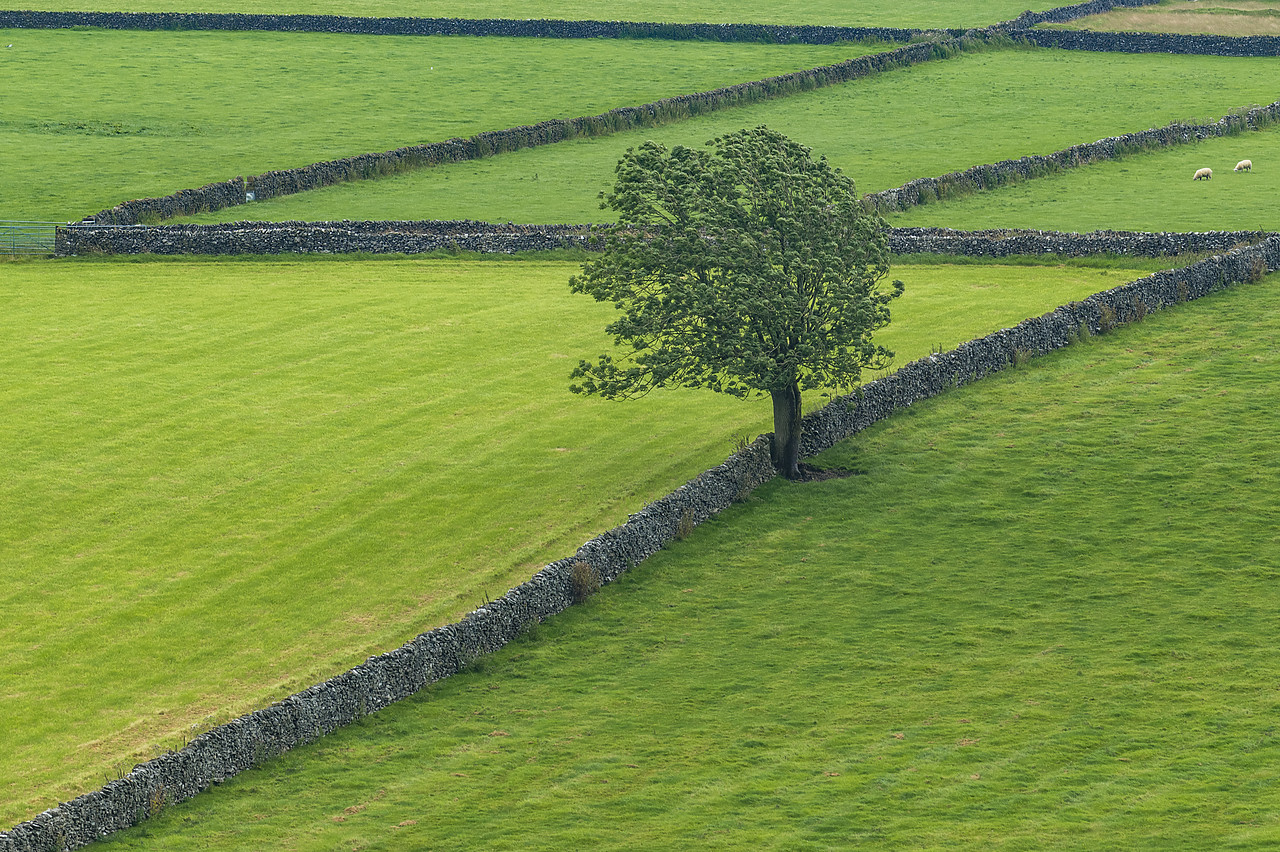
top-left (179, 49), bottom-right (1280, 226)
top-left (98, 274), bottom-right (1280, 850)
top-left (889, 124), bottom-right (1280, 232)
top-left (0, 29), bottom-right (871, 221)
top-left (1045, 0), bottom-right (1280, 36)
top-left (0, 257), bottom-right (1153, 825)
top-left (5, 0), bottom-right (1062, 28)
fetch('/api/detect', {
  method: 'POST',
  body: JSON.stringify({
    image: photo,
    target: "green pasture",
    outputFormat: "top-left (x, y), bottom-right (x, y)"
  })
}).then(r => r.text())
top-left (890, 124), bottom-right (1280, 232)
top-left (0, 28), bottom-right (872, 222)
top-left (179, 49), bottom-right (1280, 227)
top-left (97, 274), bottom-right (1280, 850)
top-left (0, 256), bottom-right (1154, 825)
top-left (7, 0), bottom-right (1062, 28)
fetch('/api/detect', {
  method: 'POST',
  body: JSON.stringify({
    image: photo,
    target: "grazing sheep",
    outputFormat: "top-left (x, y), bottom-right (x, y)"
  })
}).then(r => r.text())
top-left (1235, 159), bottom-right (1252, 172)
top-left (1193, 167), bottom-right (1213, 181)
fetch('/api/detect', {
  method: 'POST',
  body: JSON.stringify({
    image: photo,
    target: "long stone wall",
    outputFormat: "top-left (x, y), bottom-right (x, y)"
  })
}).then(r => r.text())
top-left (7, 231), bottom-right (1278, 851)
top-left (54, 221), bottom-right (1274, 258)
top-left (0, 0), bottom-right (1164, 44)
top-left (0, 9), bottom-right (943, 43)
top-left (56, 220), bottom-right (595, 255)
top-left (1018, 27), bottom-right (1280, 57)
top-left (887, 227), bottom-right (1273, 257)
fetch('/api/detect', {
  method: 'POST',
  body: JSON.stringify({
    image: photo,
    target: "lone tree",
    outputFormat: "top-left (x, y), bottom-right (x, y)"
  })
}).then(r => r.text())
top-left (569, 126), bottom-right (902, 480)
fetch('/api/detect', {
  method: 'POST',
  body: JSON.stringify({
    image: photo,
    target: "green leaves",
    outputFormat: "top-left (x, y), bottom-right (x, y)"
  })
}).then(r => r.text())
top-left (571, 126), bottom-right (900, 401)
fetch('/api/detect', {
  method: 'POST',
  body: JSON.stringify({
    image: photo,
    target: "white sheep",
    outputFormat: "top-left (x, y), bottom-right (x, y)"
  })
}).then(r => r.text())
top-left (1235, 159), bottom-right (1252, 172)
top-left (1193, 167), bottom-right (1213, 181)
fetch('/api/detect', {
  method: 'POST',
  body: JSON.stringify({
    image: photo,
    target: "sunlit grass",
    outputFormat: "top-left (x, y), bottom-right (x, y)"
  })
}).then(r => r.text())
top-left (179, 49), bottom-right (1280, 226)
top-left (889, 123), bottom-right (1280, 232)
top-left (0, 256), bottom-right (1150, 825)
top-left (97, 273), bottom-right (1280, 851)
top-left (0, 28), bottom-right (872, 221)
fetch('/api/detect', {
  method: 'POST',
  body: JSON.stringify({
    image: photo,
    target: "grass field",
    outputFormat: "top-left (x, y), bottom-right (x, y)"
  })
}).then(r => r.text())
top-left (7, 0), bottom-right (1063, 28)
top-left (1046, 0), bottom-right (1280, 36)
top-left (9, 0), bottom-right (1280, 842)
top-left (177, 49), bottom-right (1280, 227)
top-left (92, 273), bottom-right (1280, 850)
top-left (0, 28), bottom-right (873, 221)
top-left (889, 124), bottom-right (1280, 232)
top-left (0, 256), bottom-right (1159, 825)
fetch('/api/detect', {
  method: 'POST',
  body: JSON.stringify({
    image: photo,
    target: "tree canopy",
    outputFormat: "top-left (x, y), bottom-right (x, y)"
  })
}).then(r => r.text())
top-left (569, 126), bottom-right (902, 480)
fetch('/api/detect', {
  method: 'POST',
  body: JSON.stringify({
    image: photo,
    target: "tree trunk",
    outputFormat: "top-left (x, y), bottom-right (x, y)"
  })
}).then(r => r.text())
top-left (770, 382), bottom-right (803, 480)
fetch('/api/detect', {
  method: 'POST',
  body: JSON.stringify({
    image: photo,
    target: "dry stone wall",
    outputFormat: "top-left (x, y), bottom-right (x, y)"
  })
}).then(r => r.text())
top-left (0, 10), bottom-right (942, 43)
top-left (55, 222), bottom-right (1273, 258)
top-left (802, 237), bottom-right (1280, 455)
top-left (1018, 27), bottom-right (1280, 57)
top-left (887, 227), bottom-right (1273, 257)
top-left (0, 0), bottom-right (1161, 42)
top-left (9, 231), bottom-right (1280, 852)
top-left (56, 220), bottom-right (594, 255)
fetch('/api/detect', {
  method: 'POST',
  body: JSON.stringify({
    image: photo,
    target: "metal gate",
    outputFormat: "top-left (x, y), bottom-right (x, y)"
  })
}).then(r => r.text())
top-left (1, 221), bottom-right (60, 256)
